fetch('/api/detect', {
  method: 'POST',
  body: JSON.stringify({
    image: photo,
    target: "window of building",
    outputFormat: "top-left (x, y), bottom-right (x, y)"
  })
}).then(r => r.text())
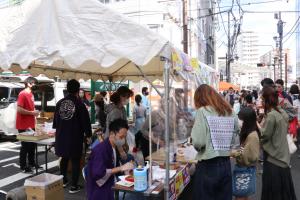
top-left (99, 0), bottom-right (110, 3)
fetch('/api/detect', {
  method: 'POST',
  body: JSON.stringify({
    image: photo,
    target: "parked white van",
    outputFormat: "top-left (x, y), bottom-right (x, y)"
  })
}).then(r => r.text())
top-left (0, 75), bottom-right (54, 136)
top-left (0, 75), bottom-right (92, 137)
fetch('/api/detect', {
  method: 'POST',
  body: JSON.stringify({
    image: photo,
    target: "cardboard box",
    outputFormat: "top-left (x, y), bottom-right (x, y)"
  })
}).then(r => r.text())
top-left (24, 173), bottom-right (64, 200)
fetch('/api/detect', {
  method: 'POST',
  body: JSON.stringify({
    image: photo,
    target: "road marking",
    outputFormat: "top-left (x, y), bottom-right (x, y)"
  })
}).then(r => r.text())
top-left (0, 160), bottom-right (59, 188)
top-left (0, 156), bottom-right (19, 164)
top-left (2, 163), bottom-right (20, 168)
top-left (0, 142), bottom-right (20, 149)
top-left (0, 190), bottom-right (7, 194)
top-left (0, 148), bottom-right (19, 152)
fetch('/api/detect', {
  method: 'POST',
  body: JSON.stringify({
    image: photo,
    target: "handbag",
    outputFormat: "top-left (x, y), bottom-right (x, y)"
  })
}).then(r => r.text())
top-left (287, 134), bottom-right (297, 154)
top-left (232, 165), bottom-right (256, 197)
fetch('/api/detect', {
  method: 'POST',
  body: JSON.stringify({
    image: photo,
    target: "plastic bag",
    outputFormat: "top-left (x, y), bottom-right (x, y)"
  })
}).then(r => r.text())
top-left (183, 145), bottom-right (198, 161)
top-left (126, 130), bottom-right (135, 154)
top-left (287, 134), bottom-right (297, 154)
top-left (0, 102), bottom-right (18, 134)
top-left (2, 102), bottom-right (17, 129)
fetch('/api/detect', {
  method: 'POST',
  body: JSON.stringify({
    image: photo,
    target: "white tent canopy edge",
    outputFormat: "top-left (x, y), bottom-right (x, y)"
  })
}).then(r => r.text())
top-left (0, 0), bottom-right (175, 82)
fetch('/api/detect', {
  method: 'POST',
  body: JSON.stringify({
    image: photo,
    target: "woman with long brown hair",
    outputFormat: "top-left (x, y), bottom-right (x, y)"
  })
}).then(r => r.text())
top-left (191, 84), bottom-right (239, 200)
top-left (260, 86), bottom-right (297, 200)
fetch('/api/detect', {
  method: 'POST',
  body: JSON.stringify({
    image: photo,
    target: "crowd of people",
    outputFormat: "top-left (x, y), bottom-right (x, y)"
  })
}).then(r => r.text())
top-left (211, 78), bottom-right (298, 200)
top-left (15, 77), bottom-right (299, 200)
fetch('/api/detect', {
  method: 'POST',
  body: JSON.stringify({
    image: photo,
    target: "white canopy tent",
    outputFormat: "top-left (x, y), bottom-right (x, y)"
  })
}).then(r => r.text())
top-left (0, 0), bottom-right (216, 198)
top-left (0, 0), bottom-right (174, 83)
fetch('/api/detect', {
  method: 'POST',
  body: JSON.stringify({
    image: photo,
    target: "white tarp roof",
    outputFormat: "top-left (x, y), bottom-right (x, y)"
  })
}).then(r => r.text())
top-left (0, 0), bottom-right (174, 82)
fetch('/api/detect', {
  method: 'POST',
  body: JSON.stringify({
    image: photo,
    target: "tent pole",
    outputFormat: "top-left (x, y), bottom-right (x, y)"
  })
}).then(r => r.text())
top-left (148, 85), bottom-right (153, 187)
top-left (90, 80), bottom-right (96, 124)
top-left (135, 65), bottom-right (163, 97)
top-left (164, 59), bottom-right (170, 200)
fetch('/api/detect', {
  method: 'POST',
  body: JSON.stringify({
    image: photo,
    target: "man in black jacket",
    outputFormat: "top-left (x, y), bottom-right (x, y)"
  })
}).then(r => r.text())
top-left (53, 79), bottom-right (92, 194)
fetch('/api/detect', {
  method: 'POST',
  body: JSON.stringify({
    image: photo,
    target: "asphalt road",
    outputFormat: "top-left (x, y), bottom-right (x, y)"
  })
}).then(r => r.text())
top-left (0, 140), bottom-right (299, 200)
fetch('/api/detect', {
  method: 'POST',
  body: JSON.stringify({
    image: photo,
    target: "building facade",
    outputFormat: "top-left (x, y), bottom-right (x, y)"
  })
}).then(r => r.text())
top-left (236, 31), bottom-right (260, 67)
top-left (103, 0), bottom-right (216, 68)
top-left (198, 0), bottom-right (216, 66)
top-left (218, 60), bottom-right (273, 90)
top-left (259, 48), bottom-right (294, 83)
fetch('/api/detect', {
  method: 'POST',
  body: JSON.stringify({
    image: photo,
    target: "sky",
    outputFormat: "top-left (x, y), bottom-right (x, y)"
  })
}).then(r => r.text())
top-left (216, 0), bottom-right (296, 70)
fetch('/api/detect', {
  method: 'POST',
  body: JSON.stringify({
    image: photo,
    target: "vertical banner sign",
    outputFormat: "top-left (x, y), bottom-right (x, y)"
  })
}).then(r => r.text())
top-left (168, 165), bottom-right (191, 200)
top-left (175, 171), bottom-right (184, 195)
top-left (169, 179), bottom-right (176, 200)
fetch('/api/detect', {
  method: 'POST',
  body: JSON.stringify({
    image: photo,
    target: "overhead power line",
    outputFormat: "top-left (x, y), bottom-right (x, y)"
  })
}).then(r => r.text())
top-left (188, 0), bottom-right (283, 12)
top-left (197, 10), bottom-right (230, 19)
top-left (244, 10), bottom-right (300, 13)
top-left (217, 1), bottom-right (229, 38)
top-left (283, 16), bottom-right (300, 38)
top-left (283, 22), bottom-right (300, 44)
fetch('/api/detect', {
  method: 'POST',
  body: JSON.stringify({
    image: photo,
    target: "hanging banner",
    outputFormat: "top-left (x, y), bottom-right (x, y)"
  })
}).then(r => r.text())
top-left (190, 58), bottom-right (199, 72)
top-left (172, 51), bottom-right (182, 71)
top-left (180, 53), bottom-right (192, 72)
top-left (170, 49), bottom-right (219, 89)
top-left (171, 49), bottom-right (193, 72)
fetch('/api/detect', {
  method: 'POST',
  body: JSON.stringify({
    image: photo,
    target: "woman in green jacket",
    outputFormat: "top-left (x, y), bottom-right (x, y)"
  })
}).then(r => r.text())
top-left (260, 86), bottom-right (297, 200)
top-left (191, 84), bottom-right (239, 200)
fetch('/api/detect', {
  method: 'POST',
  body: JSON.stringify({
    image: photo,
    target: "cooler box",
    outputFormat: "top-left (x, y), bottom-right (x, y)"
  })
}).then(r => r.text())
top-left (24, 173), bottom-right (64, 200)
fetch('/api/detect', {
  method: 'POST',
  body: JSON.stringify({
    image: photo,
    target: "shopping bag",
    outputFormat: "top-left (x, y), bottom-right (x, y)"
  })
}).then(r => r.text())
top-left (287, 134), bottom-right (297, 154)
top-left (232, 165), bottom-right (256, 197)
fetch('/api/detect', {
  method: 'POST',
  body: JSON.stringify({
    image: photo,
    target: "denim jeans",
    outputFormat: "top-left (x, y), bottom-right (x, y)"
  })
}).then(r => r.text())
top-left (193, 157), bottom-right (232, 200)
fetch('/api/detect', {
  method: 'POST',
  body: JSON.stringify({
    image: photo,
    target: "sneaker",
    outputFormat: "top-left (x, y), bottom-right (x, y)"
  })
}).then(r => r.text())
top-left (22, 166), bottom-right (33, 173)
top-left (29, 164), bottom-right (43, 169)
top-left (69, 185), bottom-right (82, 194)
top-left (63, 180), bottom-right (69, 188)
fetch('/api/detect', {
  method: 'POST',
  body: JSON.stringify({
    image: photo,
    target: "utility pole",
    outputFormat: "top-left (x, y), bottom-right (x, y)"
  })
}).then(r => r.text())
top-left (227, 11), bottom-right (231, 83)
top-left (285, 53), bottom-right (288, 90)
top-left (188, 0), bottom-right (192, 54)
top-left (277, 11), bottom-right (283, 79)
top-left (225, 53), bottom-right (228, 81)
top-left (182, 0), bottom-right (188, 109)
top-left (182, 0), bottom-right (188, 54)
top-left (273, 57), bottom-right (277, 81)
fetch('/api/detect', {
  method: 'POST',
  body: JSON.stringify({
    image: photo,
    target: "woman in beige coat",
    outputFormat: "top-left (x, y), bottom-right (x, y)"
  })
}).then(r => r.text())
top-left (231, 107), bottom-right (260, 200)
